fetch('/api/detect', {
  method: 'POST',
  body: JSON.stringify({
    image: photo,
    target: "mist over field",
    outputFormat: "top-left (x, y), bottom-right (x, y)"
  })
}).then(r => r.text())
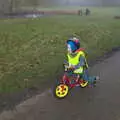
top-left (0, 0), bottom-right (120, 14)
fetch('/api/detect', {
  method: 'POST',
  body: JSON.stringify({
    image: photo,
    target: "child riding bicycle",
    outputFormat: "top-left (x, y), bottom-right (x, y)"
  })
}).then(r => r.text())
top-left (65, 37), bottom-right (98, 86)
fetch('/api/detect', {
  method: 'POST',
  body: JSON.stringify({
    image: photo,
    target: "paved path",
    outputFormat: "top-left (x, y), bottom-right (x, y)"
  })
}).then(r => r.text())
top-left (0, 51), bottom-right (120, 120)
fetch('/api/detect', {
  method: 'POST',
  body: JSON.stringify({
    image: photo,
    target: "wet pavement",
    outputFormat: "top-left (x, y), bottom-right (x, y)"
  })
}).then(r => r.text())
top-left (0, 51), bottom-right (120, 120)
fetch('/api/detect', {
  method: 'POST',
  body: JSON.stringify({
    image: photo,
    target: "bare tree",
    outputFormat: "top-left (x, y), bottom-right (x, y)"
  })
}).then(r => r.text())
top-left (9, 0), bottom-right (22, 13)
top-left (0, 0), bottom-right (9, 14)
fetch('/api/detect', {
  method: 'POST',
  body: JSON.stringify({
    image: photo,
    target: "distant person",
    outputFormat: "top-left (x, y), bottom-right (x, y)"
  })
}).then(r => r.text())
top-left (80, 9), bottom-right (83, 16)
top-left (85, 8), bottom-right (90, 16)
top-left (78, 9), bottom-right (82, 16)
top-left (78, 10), bottom-right (80, 16)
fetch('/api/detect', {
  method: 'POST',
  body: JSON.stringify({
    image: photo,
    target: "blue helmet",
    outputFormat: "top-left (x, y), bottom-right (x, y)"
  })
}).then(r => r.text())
top-left (69, 37), bottom-right (80, 49)
top-left (67, 40), bottom-right (78, 53)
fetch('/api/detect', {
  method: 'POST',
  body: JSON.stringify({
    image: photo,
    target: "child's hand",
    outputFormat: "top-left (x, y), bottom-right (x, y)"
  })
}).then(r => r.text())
top-left (69, 65), bottom-right (75, 70)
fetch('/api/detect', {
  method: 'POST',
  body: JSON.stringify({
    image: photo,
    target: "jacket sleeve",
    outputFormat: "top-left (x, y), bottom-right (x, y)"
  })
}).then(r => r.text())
top-left (74, 55), bottom-right (85, 69)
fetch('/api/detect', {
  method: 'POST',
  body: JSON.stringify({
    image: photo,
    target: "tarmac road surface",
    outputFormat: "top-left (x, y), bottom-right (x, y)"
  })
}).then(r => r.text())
top-left (0, 51), bottom-right (120, 120)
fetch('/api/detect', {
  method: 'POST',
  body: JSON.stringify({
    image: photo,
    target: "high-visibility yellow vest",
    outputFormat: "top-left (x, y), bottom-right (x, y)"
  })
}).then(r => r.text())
top-left (67, 51), bottom-right (88, 74)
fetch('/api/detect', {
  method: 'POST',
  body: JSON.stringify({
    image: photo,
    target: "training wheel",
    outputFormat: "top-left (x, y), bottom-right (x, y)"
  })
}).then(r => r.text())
top-left (80, 80), bottom-right (88, 88)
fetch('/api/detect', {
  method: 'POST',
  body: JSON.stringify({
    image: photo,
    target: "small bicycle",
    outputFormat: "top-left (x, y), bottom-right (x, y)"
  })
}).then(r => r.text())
top-left (53, 62), bottom-right (94, 99)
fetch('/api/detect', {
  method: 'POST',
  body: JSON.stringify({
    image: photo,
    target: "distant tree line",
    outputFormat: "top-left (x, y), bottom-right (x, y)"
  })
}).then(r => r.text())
top-left (0, 0), bottom-right (120, 14)
top-left (0, 0), bottom-right (60, 14)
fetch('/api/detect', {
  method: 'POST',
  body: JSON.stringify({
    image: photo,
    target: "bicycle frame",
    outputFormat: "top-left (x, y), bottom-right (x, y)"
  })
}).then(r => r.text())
top-left (60, 72), bottom-right (83, 88)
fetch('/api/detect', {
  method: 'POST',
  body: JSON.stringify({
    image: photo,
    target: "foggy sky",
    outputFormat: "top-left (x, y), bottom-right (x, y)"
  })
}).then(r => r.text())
top-left (0, 0), bottom-right (120, 14)
top-left (18, 0), bottom-right (120, 6)
top-left (59, 0), bottom-right (120, 6)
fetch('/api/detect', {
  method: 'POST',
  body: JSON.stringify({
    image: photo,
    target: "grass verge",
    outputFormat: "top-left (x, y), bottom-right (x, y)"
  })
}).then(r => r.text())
top-left (0, 7), bottom-right (120, 93)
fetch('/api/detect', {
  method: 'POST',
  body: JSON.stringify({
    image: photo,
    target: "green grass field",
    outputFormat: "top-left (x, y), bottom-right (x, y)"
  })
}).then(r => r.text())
top-left (0, 7), bottom-right (120, 93)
